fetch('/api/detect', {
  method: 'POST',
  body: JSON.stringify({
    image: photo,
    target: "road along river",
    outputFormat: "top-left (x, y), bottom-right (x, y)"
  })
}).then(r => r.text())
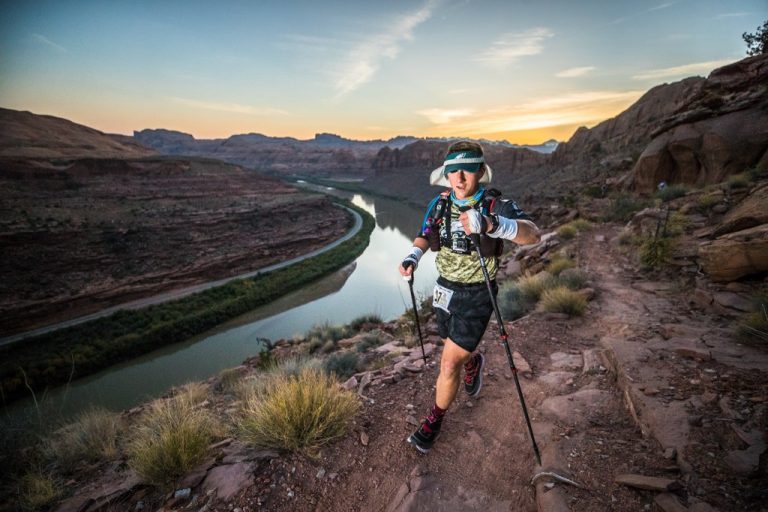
top-left (3, 189), bottom-right (438, 425)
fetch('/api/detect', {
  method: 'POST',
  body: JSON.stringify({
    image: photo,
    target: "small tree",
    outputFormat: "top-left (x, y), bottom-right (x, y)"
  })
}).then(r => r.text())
top-left (743, 20), bottom-right (768, 56)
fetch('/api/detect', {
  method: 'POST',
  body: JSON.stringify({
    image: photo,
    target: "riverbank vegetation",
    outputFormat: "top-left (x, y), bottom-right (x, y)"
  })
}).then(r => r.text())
top-left (0, 201), bottom-right (375, 405)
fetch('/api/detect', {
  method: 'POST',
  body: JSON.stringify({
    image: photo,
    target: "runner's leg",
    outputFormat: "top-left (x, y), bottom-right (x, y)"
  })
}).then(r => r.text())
top-left (435, 337), bottom-right (473, 409)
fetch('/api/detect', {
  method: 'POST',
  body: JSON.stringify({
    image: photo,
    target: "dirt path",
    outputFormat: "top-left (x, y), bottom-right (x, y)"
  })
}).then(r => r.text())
top-left (234, 223), bottom-right (766, 512)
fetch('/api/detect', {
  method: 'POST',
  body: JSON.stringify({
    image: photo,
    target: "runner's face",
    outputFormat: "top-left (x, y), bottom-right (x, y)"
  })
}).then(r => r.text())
top-left (447, 167), bottom-right (484, 200)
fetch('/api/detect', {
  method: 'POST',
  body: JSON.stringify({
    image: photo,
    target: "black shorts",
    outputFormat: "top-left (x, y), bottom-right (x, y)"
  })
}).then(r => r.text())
top-left (433, 276), bottom-right (498, 353)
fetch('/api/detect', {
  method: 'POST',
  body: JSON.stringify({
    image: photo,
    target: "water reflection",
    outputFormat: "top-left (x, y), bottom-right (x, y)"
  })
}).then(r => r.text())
top-left (2, 188), bottom-right (438, 421)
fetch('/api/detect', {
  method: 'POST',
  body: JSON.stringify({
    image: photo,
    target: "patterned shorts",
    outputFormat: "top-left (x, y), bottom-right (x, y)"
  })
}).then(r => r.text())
top-left (433, 276), bottom-right (498, 353)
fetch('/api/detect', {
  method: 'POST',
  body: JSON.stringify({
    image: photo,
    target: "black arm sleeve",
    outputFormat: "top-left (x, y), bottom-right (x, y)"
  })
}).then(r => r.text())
top-left (496, 199), bottom-right (532, 221)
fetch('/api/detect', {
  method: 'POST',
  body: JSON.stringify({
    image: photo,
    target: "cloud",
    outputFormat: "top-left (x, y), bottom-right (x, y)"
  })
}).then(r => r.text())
top-left (648, 3), bottom-right (674, 12)
top-left (418, 90), bottom-right (644, 134)
top-left (334, 0), bottom-right (439, 98)
top-left (171, 97), bottom-right (290, 116)
top-left (632, 59), bottom-right (733, 80)
top-left (417, 108), bottom-right (475, 124)
top-left (607, 2), bottom-right (676, 25)
top-left (556, 66), bottom-right (595, 78)
top-left (31, 33), bottom-right (67, 53)
top-left (476, 28), bottom-right (553, 68)
top-left (716, 12), bottom-right (749, 18)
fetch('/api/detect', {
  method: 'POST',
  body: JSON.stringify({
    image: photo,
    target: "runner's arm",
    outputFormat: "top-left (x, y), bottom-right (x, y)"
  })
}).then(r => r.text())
top-left (399, 237), bottom-right (430, 277)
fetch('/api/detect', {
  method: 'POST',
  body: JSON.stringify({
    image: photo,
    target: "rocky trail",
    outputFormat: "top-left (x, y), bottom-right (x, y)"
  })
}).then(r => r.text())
top-left (41, 222), bottom-right (767, 512)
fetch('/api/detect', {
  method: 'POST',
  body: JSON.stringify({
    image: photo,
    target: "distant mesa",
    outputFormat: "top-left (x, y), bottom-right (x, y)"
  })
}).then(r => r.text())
top-left (0, 107), bottom-right (156, 159)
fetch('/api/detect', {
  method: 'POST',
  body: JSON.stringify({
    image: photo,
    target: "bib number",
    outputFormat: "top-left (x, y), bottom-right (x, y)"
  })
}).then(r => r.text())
top-left (433, 284), bottom-right (454, 313)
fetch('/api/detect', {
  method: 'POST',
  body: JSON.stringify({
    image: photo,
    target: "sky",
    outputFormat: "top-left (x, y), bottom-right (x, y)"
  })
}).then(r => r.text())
top-left (0, 0), bottom-right (765, 144)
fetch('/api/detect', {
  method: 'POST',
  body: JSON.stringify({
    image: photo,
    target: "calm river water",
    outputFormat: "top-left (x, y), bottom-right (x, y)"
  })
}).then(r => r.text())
top-left (3, 188), bottom-right (438, 425)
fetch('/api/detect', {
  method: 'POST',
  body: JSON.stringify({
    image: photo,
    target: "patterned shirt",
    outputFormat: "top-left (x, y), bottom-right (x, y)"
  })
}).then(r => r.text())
top-left (419, 191), bottom-right (531, 284)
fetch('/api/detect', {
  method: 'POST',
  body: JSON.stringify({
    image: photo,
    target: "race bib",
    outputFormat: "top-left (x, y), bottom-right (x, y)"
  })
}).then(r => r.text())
top-left (433, 284), bottom-right (454, 313)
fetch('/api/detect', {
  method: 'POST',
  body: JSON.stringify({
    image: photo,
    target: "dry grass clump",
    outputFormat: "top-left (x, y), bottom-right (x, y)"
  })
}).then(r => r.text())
top-left (547, 257), bottom-right (575, 276)
top-left (557, 219), bottom-right (591, 240)
top-left (217, 367), bottom-right (245, 393)
top-left (126, 394), bottom-right (220, 487)
top-left (18, 471), bottom-right (60, 511)
top-left (174, 381), bottom-right (209, 404)
top-left (237, 367), bottom-right (359, 455)
top-left (738, 289), bottom-right (768, 345)
top-left (517, 272), bottom-right (556, 303)
top-left (557, 268), bottom-right (589, 291)
top-left (47, 408), bottom-right (122, 471)
top-left (540, 286), bottom-right (587, 316)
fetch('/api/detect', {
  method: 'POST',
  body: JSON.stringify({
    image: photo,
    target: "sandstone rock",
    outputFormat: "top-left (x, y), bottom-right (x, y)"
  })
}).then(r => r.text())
top-left (699, 223), bottom-right (768, 281)
top-left (358, 372), bottom-right (373, 395)
top-left (342, 376), bottom-right (359, 391)
top-left (360, 432), bottom-right (370, 446)
top-left (512, 351), bottom-right (532, 377)
top-left (713, 183), bottom-right (768, 237)
top-left (712, 291), bottom-right (753, 312)
top-left (654, 493), bottom-right (688, 512)
top-left (724, 446), bottom-right (763, 476)
top-left (550, 351), bottom-right (583, 370)
top-left (541, 389), bottom-right (611, 426)
top-left (615, 474), bottom-right (676, 491)
top-left (202, 463), bottom-right (254, 501)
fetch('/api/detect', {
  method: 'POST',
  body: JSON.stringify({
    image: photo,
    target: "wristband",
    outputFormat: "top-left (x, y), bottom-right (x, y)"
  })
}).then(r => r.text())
top-left (487, 217), bottom-right (518, 240)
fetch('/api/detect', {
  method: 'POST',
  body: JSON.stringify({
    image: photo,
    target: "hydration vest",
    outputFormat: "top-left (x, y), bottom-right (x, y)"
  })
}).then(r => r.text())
top-left (423, 188), bottom-right (505, 258)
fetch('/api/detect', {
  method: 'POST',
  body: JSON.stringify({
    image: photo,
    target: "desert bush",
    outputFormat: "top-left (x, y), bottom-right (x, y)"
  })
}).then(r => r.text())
top-left (655, 184), bottom-right (688, 202)
top-left (605, 194), bottom-right (647, 222)
top-left (174, 381), bottom-right (208, 404)
top-left (306, 322), bottom-right (350, 345)
top-left (639, 236), bottom-right (674, 270)
top-left (547, 257), bottom-right (575, 276)
top-left (738, 288), bottom-right (768, 345)
top-left (516, 272), bottom-right (556, 303)
top-left (540, 286), bottom-right (587, 316)
top-left (18, 471), bottom-right (60, 511)
top-left (747, 165), bottom-right (767, 181)
top-left (47, 408), bottom-right (121, 471)
top-left (697, 192), bottom-right (721, 213)
top-left (356, 331), bottom-right (386, 352)
top-left (497, 282), bottom-right (530, 320)
top-left (557, 224), bottom-right (577, 240)
top-left (126, 394), bottom-right (219, 487)
top-left (323, 352), bottom-right (359, 380)
top-left (217, 368), bottom-right (245, 393)
top-left (726, 172), bottom-right (749, 190)
top-left (321, 340), bottom-right (337, 354)
top-left (237, 368), bottom-right (359, 455)
top-left (556, 269), bottom-right (590, 290)
top-left (583, 184), bottom-right (605, 198)
top-left (665, 211), bottom-right (689, 236)
top-left (348, 314), bottom-right (383, 332)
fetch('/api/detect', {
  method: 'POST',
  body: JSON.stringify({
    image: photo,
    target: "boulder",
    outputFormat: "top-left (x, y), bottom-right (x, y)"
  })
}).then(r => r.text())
top-left (713, 183), bottom-right (768, 237)
top-left (699, 223), bottom-right (768, 281)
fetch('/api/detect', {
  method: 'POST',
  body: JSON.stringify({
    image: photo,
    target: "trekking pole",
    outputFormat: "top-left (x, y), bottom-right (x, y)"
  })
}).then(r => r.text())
top-left (403, 263), bottom-right (428, 365)
top-left (469, 234), bottom-right (542, 466)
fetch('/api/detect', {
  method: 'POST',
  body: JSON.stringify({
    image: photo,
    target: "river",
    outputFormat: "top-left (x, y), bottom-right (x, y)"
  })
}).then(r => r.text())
top-left (2, 188), bottom-right (438, 427)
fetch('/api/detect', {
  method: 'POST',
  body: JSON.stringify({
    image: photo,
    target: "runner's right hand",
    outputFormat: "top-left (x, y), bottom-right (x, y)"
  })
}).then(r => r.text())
top-left (400, 255), bottom-right (418, 277)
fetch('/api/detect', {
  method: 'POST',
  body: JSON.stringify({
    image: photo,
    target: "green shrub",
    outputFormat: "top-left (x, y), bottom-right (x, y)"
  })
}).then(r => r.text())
top-left (655, 184), bottom-right (688, 202)
top-left (697, 192), bottom-right (721, 213)
top-left (547, 257), bottom-right (575, 276)
top-left (605, 194), bottom-right (647, 222)
top-left (557, 224), bottom-right (577, 240)
top-left (126, 394), bottom-right (220, 487)
top-left (639, 236), bottom-right (674, 269)
top-left (496, 282), bottom-right (531, 320)
top-left (556, 269), bottom-right (589, 290)
top-left (47, 408), bottom-right (121, 471)
top-left (356, 332), bottom-right (386, 352)
top-left (321, 340), bottom-right (337, 354)
top-left (584, 185), bottom-right (605, 198)
top-left (726, 172), bottom-right (749, 190)
top-left (18, 472), bottom-right (60, 511)
top-left (237, 368), bottom-right (359, 455)
top-left (747, 165), bottom-right (767, 181)
top-left (540, 286), bottom-right (587, 316)
top-left (217, 368), bottom-right (245, 393)
top-left (348, 314), bottom-right (382, 331)
top-left (738, 288), bottom-right (768, 345)
top-left (323, 352), bottom-right (359, 380)
top-left (516, 272), bottom-right (556, 303)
